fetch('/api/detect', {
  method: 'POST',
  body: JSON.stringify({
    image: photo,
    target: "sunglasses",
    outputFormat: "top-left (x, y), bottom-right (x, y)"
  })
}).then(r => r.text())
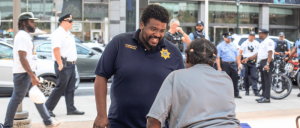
top-left (63, 19), bottom-right (73, 23)
top-left (227, 36), bottom-right (232, 39)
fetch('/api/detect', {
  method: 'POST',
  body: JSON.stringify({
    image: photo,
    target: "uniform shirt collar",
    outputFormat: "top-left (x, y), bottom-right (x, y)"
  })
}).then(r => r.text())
top-left (196, 31), bottom-right (205, 35)
top-left (222, 41), bottom-right (232, 46)
top-left (132, 29), bottom-right (166, 49)
top-left (58, 26), bottom-right (69, 34)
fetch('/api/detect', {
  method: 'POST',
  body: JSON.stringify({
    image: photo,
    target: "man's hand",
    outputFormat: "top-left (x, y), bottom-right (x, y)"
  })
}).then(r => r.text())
top-left (31, 76), bottom-right (39, 86)
top-left (58, 65), bottom-right (63, 71)
top-left (238, 64), bottom-right (243, 70)
top-left (241, 58), bottom-right (248, 64)
top-left (93, 115), bottom-right (109, 128)
top-left (284, 57), bottom-right (289, 61)
top-left (263, 65), bottom-right (269, 72)
top-left (176, 27), bottom-right (184, 34)
top-left (218, 67), bottom-right (222, 71)
top-left (285, 51), bottom-right (289, 55)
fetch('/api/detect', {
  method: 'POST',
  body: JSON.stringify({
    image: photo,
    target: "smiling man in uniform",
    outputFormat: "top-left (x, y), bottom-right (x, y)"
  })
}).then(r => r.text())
top-left (92, 4), bottom-right (184, 128)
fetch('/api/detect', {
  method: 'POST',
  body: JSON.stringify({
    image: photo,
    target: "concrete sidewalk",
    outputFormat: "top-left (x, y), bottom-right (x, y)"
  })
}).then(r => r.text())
top-left (0, 89), bottom-right (300, 128)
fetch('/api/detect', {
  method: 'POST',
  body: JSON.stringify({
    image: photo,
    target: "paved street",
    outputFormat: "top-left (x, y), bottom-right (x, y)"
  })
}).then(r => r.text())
top-left (0, 81), bottom-right (300, 128)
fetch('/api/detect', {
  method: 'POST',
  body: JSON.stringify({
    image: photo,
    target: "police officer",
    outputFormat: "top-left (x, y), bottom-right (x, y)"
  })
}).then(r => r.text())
top-left (164, 19), bottom-right (191, 52)
top-left (274, 32), bottom-right (290, 62)
top-left (289, 38), bottom-right (300, 97)
top-left (189, 21), bottom-right (210, 42)
top-left (238, 31), bottom-right (260, 96)
top-left (243, 29), bottom-right (274, 103)
top-left (217, 32), bottom-right (243, 98)
top-left (46, 14), bottom-right (84, 116)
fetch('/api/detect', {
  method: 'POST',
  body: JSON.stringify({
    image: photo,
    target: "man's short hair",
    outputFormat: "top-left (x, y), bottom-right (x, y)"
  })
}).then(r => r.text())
top-left (169, 19), bottom-right (179, 26)
top-left (140, 4), bottom-right (169, 26)
top-left (185, 38), bottom-right (217, 67)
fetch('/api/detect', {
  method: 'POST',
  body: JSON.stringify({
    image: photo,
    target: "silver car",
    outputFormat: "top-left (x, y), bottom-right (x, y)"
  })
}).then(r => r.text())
top-left (35, 41), bottom-right (101, 79)
top-left (0, 41), bottom-right (80, 96)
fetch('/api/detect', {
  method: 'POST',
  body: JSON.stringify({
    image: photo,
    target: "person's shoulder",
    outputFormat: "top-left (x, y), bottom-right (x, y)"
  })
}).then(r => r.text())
top-left (15, 31), bottom-right (30, 41)
top-left (217, 42), bottom-right (223, 48)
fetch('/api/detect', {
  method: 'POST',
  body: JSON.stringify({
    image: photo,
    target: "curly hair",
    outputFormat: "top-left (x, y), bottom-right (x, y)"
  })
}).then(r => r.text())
top-left (140, 4), bottom-right (169, 26)
top-left (185, 38), bottom-right (217, 67)
top-left (18, 19), bottom-right (28, 30)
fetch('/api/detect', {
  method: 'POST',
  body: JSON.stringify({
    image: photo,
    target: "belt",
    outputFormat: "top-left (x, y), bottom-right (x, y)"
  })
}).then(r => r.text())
top-left (222, 61), bottom-right (234, 64)
top-left (67, 61), bottom-right (76, 65)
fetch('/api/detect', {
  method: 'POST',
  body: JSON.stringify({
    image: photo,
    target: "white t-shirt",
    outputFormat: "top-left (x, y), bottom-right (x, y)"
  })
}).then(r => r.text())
top-left (13, 30), bottom-right (37, 74)
top-left (257, 37), bottom-right (275, 62)
top-left (51, 26), bottom-right (77, 61)
top-left (240, 39), bottom-right (260, 58)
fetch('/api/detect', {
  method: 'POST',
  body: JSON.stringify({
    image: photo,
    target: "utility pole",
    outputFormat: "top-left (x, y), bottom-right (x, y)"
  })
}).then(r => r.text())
top-left (236, 0), bottom-right (240, 34)
top-left (204, 0), bottom-right (209, 40)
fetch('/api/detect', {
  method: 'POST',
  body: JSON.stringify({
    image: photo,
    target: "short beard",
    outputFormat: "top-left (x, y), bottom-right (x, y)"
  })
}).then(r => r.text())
top-left (197, 29), bottom-right (203, 33)
top-left (27, 25), bottom-right (35, 33)
top-left (141, 31), bottom-right (161, 51)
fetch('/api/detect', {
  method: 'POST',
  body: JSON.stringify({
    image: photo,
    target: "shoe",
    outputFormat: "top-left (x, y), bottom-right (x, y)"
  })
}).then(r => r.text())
top-left (46, 121), bottom-right (64, 128)
top-left (257, 98), bottom-right (270, 103)
top-left (245, 91), bottom-right (249, 96)
top-left (297, 93), bottom-right (300, 97)
top-left (254, 90), bottom-right (261, 96)
top-left (255, 97), bottom-right (264, 101)
top-left (67, 110), bottom-right (85, 115)
top-left (235, 95), bottom-right (242, 99)
top-left (48, 110), bottom-right (55, 117)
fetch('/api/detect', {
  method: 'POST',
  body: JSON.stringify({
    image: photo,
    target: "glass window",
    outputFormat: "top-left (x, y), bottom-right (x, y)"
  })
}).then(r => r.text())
top-left (59, 0), bottom-right (82, 21)
top-left (269, 7), bottom-right (298, 26)
top-left (126, 0), bottom-right (136, 32)
top-left (0, 44), bottom-right (13, 60)
top-left (84, 4), bottom-right (108, 21)
top-left (76, 45), bottom-right (89, 55)
top-left (150, 2), bottom-right (198, 23)
top-left (36, 43), bottom-right (52, 53)
top-left (21, 0), bottom-right (55, 21)
top-left (209, 3), bottom-right (259, 24)
top-left (83, 23), bottom-right (91, 41)
top-left (0, 0), bottom-right (13, 20)
top-left (269, 29), bottom-right (298, 42)
top-left (35, 22), bottom-right (51, 34)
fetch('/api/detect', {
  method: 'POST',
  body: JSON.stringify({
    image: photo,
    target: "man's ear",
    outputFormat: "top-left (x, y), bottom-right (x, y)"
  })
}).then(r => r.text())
top-left (140, 21), bottom-right (144, 30)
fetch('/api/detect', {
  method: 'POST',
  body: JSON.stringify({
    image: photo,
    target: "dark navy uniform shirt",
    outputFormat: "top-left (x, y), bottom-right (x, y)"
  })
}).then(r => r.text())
top-left (94, 29), bottom-right (184, 128)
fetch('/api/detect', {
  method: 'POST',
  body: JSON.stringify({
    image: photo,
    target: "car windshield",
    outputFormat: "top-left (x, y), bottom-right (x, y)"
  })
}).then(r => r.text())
top-left (238, 38), bottom-right (263, 46)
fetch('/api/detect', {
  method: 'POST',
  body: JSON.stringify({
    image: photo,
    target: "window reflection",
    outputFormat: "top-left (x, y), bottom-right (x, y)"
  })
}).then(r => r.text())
top-left (269, 7), bottom-right (298, 26)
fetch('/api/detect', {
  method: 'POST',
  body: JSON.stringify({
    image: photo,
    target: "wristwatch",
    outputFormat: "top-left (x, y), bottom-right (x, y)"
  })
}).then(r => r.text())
top-left (59, 65), bottom-right (64, 68)
top-left (266, 63), bottom-right (269, 66)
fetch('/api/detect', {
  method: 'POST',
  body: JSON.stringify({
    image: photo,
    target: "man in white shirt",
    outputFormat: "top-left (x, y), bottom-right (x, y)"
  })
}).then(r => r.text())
top-left (45, 14), bottom-right (84, 117)
top-left (1, 12), bottom-right (62, 128)
top-left (238, 31), bottom-right (260, 96)
top-left (242, 29), bottom-right (274, 103)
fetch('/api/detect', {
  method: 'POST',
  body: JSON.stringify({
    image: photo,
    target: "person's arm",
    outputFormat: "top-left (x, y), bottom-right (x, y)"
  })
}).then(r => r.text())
top-left (19, 51), bottom-right (39, 86)
top-left (216, 45), bottom-right (222, 71)
top-left (93, 75), bottom-right (109, 128)
top-left (237, 50), bottom-right (243, 64)
top-left (243, 53), bottom-right (257, 63)
top-left (289, 47), bottom-right (297, 59)
top-left (53, 48), bottom-right (63, 71)
top-left (147, 117), bottom-right (161, 128)
top-left (177, 27), bottom-right (191, 44)
top-left (188, 33), bottom-right (194, 42)
top-left (263, 41), bottom-right (275, 71)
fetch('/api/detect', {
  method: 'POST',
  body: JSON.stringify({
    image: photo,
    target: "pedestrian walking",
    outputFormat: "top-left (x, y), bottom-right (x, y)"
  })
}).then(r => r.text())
top-left (237, 31), bottom-right (260, 96)
top-left (93, 5), bottom-right (184, 128)
top-left (0, 12), bottom-right (63, 128)
top-left (146, 38), bottom-right (241, 128)
top-left (242, 29), bottom-right (275, 103)
top-left (46, 14), bottom-right (84, 117)
top-left (164, 19), bottom-right (191, 52)
top-left (216, 32), bottom-right (243, 99)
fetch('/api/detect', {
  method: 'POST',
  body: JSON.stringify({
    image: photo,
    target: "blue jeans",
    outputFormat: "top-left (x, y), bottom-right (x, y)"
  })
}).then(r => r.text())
top-left (4, 73), bottom-right (52, 128)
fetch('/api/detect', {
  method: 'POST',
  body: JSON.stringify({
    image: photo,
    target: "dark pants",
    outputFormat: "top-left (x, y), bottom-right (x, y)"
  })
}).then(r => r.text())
top-left (244, 61), bottom-right (258, 91)
top-left (221, 62), bottom-right (239, 96)
top-left (4, 73), bottom-right (51, 128)
top-left (259, 60), bottom-right (274, 99)
top-left (46, 62), bottom-right (77, 112)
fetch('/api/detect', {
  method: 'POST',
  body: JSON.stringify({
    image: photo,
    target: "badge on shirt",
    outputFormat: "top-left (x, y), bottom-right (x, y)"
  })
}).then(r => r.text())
top-left (125, 44), bottom-right (137, 50)
top-left (160, 48), bottom-right (170, 60)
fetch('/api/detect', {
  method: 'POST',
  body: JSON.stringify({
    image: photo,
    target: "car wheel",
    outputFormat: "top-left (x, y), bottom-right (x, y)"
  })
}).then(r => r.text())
top-left (39, 77), bottom-right (57, 96)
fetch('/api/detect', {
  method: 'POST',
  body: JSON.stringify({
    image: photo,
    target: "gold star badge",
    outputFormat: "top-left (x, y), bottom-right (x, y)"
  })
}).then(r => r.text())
top-left (160, 48), bottom-right (170, 60)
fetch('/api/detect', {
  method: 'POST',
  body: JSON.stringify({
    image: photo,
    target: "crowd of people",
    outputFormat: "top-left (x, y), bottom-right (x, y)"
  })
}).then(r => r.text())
top-left (2, 3), bottom-right (300, 128)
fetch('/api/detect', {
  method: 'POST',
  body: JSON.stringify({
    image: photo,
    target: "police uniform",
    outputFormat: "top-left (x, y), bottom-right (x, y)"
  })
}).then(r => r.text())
top-left (188, 21), bottom-right (210, 42)
top-left (217, 32), bottom-right (241, 98)
top-left (274, 32), bottom-right (290, 58)
top-left (256, 29), bottom-right (275, 103)
top-left (164, 31), bottom-right (184, 52)
top-left (46, 14), bottom-right (84, 116)
top-left (240, 31), bottom-right (260, 95)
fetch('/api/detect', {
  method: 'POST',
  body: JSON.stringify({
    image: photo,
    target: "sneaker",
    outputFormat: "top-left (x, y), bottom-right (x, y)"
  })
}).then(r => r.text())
top-left (46, 121), bottom-right (64, 128)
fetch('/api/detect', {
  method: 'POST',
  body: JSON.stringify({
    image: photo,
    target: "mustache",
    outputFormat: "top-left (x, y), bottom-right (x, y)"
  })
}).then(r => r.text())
top-left (149, 36), bottom-right (161, 40)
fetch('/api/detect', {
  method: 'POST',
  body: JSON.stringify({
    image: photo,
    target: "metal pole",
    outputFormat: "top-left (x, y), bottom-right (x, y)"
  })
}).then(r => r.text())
top-left (204, 0), bottom-right (208, 40)
top-left (237, 5), bottom-right (239, 34)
